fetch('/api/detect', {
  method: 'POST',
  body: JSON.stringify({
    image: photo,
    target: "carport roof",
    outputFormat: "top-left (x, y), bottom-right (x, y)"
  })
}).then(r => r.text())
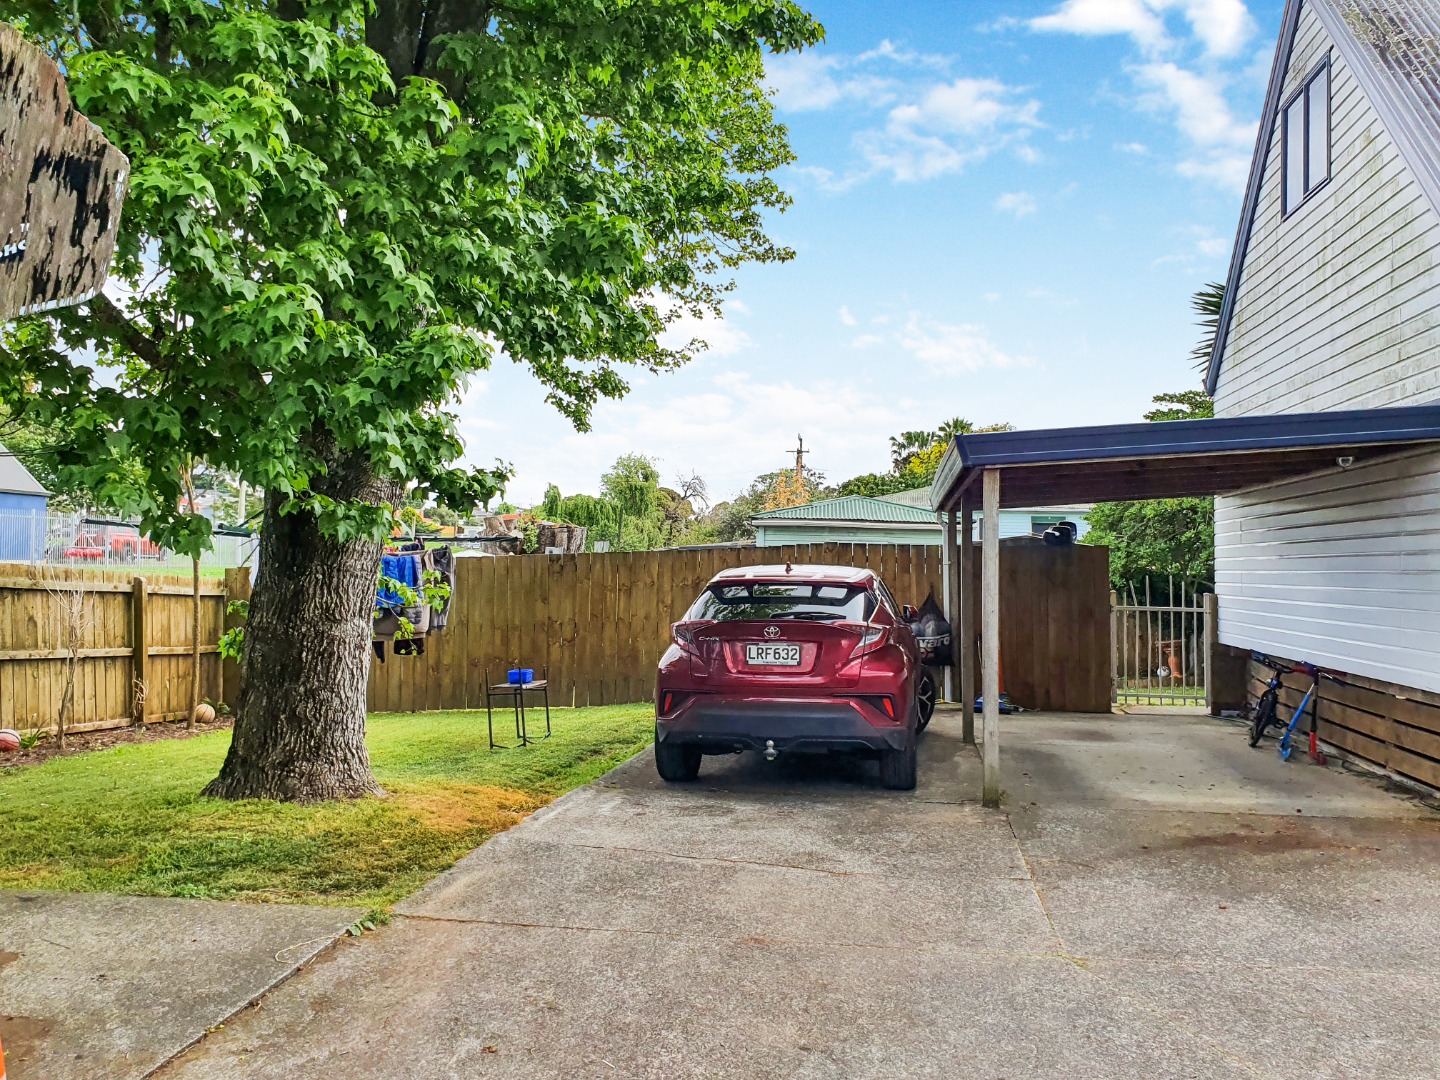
top-left (931, 403), bottom-right (1440, 511)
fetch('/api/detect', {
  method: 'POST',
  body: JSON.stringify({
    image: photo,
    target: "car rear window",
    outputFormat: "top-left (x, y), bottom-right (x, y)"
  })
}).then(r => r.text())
top-left (686, 582), bottom-right (876, 623)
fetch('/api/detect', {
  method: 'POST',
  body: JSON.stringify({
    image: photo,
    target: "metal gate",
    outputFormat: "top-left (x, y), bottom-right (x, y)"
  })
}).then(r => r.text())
top-left (1111, 578), bottom-right (1210, 707)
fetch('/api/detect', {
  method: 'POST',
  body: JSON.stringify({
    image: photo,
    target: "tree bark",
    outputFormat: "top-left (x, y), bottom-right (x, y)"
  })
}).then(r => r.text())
top-left (203, 453), bottom-right (400, 802)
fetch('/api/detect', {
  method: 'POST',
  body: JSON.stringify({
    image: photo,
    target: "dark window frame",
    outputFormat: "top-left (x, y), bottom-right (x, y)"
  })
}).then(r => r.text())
top-left (1282, 56), bottom-right (1332, 218)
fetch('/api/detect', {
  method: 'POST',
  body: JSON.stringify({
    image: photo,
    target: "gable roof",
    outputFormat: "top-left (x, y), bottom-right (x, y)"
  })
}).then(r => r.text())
top-left (1207, 0), bottom-right (1440, 394)
top-left (0, 442), bottom-right (48, 498)
top-left (750, 494), bottom-right (937, 525)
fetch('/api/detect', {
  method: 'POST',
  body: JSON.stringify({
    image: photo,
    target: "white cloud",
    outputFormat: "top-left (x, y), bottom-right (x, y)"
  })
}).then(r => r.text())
top-left (995, 191), bottom-right (1039, 218)
top-left (850, 333), bottom-right (886, 349)
top-left (897, 314), bottom-right (1032, 375)
top-left (1029, 0), bottom-right (1253, 58)
top-left (860, 78), bottom-right (1043, 182)
top-left (838, 305), bottom-right (858, 327)
top-left (1135, 61), bottom-right (1256, 192)
top-left (656, 303), bottom-right (753, 357)
top-left (1117, 140), bottom-right (1150, 154)
top-left (766, 52), bottom-right (896, 112)
top-left (1031, 0), bottom-right (1170, 53)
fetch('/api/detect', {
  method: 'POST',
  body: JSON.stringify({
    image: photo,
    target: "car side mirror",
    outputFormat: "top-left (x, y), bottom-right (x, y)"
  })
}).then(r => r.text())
top-left (901, 604), bottom-right (919, 622)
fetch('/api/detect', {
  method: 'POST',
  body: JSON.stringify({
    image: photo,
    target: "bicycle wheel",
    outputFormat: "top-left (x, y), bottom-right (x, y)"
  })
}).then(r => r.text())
top-left (1249, 691), bottom-right (1278, 747)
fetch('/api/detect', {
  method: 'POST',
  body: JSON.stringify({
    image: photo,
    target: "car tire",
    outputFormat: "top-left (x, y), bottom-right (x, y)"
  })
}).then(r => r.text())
top-left (916, 671), bottom-right (937, 731)
top-left (655, 738), bottom-right (702, 782)
top-left (878, 732), bottom-right (918, 791)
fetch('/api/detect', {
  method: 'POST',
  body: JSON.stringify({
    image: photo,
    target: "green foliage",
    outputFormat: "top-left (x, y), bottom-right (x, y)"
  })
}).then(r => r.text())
top-left (1088, 389), bottom-right (1216, 589)
top-left (1085, 499), bottom-right (1215, 588)
top-left (0, 0), bottom-right (822, 558)
top-left (710, 467), bottom-right (827, 542)
top-left (836, 472), bottom-right (912, 498)
top-left (1144, 390), bottom-right (1215, 423)
top-left (0, 705), bottom-right (654, 907)
top-left (1190, 282), bottom-right (1226, 371)
top-left (216, 599), bottom-right (249, 662)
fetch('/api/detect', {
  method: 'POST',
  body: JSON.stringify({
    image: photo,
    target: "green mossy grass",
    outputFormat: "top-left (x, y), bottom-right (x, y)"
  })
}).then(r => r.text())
top-left (0, 705), bottom-right (652, 908)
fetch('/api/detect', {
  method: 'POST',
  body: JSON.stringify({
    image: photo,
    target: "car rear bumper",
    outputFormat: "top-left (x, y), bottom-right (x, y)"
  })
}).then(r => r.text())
top-left (656, 696), bottom-right (908, 754)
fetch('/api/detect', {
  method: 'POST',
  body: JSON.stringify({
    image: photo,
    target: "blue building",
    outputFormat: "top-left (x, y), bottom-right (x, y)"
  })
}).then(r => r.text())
top-left (0, 441), bottom-right (49, 562)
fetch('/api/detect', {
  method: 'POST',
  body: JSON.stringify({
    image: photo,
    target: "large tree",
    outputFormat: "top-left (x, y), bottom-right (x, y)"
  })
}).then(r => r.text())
top-left (0, 0), bottom-right (820, 800)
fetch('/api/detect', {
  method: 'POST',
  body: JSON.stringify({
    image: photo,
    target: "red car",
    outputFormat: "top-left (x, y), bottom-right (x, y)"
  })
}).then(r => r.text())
top-left (655, 564), bottom-right (937, 790)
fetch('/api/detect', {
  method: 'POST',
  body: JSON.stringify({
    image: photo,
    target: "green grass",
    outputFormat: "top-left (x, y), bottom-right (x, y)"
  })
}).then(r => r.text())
top-left (0, 705), bottom-right (653, 909)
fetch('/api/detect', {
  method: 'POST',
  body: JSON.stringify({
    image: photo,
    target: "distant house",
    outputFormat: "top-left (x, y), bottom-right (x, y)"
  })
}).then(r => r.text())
top-left (1205, 0), bottom-right (1440, 700)
top-left (0, 441), bottom-right (49, 562)
top-left (751, 489), bottom-right (1090, 548)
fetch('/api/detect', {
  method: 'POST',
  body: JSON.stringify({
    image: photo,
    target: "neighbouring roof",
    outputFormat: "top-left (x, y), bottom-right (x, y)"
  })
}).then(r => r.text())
top-left (931, 403), bottom-right (1440, 510)
top-left (0, 441), bottom-right (48, 498)
top-left (751, 494), bottom-right (937, 525)
top-left (874, 487), bottom-right (933, 508)
top-left (1208, 0), bottom-right (1440, 393)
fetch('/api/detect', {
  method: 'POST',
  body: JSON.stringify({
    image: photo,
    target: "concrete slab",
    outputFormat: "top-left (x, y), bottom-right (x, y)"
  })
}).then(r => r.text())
top-left (0, 892), bottom-right (361, 1080)
top-left (152, 708), bottom-right (1440, 1079)
top-left (160, 919), bottom-right (1257, 1080)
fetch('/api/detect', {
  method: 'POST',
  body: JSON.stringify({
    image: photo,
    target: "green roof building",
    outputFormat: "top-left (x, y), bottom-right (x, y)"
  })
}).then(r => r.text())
top-left (750, 490), bottom-right (1090, 548)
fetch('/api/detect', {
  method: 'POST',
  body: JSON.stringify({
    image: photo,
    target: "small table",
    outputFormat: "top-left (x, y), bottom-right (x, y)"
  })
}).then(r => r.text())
top-left (485, 671), bottom-right (552, 749)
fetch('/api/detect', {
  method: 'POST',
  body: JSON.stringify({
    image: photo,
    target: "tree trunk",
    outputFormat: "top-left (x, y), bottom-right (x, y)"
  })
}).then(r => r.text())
top-left (203, 457), bottom-right (399, 802)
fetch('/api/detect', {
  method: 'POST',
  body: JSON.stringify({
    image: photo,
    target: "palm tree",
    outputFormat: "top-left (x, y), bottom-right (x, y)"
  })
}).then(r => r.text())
top-left (1190, 282), bottom-right (1225, 370)
top-left (936, 418), bottom-right (975, 441)
top-left (889, 430), bottom-right (937, 471)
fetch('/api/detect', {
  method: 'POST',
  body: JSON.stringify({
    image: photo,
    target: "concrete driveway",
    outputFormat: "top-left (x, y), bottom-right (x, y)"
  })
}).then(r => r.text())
top-left (159, 709), bottom-right (1440, 1080)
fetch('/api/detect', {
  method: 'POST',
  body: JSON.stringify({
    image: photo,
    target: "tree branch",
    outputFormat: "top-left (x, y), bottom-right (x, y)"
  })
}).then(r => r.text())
top-left (85, 293), bottom-right (167, 369)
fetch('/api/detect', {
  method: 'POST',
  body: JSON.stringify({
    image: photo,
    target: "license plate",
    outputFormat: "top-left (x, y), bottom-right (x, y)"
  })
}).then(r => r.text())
top-left (746, 643), bottom-right (802, 666)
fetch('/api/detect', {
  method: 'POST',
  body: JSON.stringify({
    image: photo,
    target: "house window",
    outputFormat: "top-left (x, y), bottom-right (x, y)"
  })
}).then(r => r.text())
top-left (1283, 59), bottom-right (1330, 215)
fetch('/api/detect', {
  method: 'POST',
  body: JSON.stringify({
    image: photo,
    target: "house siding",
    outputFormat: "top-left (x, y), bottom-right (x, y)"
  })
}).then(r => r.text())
top-left (754, 511), bottom-right (1089, 549)
top-left (1214, 1), bottom-right (1440, 696)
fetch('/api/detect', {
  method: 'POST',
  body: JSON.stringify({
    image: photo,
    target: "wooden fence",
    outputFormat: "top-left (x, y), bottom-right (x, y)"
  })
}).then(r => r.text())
top-left (368, 541), bottom-right (1112, 714)
top-left (1249, 657), bottom-right (1440, 792)
top-left (0, 563), bottom-right (226, 735)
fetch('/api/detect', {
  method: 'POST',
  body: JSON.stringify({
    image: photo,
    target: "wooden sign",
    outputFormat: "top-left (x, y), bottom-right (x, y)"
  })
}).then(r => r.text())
top-left (0, 22), bottom-right (129, 321)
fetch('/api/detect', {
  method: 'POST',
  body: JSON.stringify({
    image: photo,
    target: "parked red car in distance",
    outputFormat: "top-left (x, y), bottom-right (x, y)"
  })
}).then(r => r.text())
top-left (655, 564), bottom-right (936, 790)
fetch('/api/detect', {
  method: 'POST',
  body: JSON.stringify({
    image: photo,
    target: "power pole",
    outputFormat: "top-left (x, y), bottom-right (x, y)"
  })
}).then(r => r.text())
top-left (790, 434), bottom-right (805, 483)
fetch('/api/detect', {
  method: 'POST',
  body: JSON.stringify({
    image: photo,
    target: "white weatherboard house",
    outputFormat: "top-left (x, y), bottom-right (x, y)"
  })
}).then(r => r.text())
top-left (1207, 0), bottom-right (1440, 698)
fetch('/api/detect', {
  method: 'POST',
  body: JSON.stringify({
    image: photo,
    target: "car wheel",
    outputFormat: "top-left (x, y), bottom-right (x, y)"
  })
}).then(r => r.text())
top-left (878, 732), bottom-right (918, 791)
top-left (655, 737), bottom-right (702, 782)
top-left (916, 671), bottom-right (937, 730)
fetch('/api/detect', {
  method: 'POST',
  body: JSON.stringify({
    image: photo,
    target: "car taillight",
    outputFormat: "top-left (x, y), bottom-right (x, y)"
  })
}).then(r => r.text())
top-left (672, 620), bottom-right (708, 657)
top-left (849, 626), bottom-right (888, 659)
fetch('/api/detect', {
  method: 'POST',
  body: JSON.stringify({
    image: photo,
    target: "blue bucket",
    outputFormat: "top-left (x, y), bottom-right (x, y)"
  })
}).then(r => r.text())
top-left (507, 668), bottom-right (522, 685)
top-left (521, 668), bottom-right (535, 685)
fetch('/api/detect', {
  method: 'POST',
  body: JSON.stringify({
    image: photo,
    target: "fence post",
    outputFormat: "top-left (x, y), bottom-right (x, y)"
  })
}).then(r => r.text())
top-left (1109, 590), bottom-right (1118, 707)
top-left (222, 566), bottom-right (252, 712)
top-left (131, 576), bottom-right (149, 728)
top-left (1204, 592), bottom-right (1218, 715)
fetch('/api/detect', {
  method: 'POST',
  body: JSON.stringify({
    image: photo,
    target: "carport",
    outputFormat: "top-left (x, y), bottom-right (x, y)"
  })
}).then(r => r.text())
top-left (932, 403), bottom-right (1440, 807)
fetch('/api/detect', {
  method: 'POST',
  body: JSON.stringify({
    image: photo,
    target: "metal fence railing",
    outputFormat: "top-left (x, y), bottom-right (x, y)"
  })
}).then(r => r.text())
top-left (1112, 578), bottom-right (1210, 707)
top-left (0, 508), bottom-right (257, 572)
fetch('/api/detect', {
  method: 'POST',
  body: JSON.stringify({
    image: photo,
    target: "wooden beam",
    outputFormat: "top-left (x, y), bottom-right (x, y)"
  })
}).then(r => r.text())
top-left (982, 469), bottom-right (1001, 807)
top-left (960, 497), bottom-right (975, 746)
top-left (942, 509), bottom-right (957, 702)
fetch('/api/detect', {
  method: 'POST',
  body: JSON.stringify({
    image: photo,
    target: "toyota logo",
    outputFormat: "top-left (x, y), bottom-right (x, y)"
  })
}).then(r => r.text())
top-left (764, 625), bottom-right (781, 639)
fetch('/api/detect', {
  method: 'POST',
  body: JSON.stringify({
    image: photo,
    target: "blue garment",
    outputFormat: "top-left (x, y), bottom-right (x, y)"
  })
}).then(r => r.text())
top-left (377, 552), bottom-right (421, 611)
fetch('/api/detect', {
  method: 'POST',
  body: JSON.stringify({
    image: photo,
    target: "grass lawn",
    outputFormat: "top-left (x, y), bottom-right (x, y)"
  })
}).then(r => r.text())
top-left (0, 705), bottom-right (652, 910)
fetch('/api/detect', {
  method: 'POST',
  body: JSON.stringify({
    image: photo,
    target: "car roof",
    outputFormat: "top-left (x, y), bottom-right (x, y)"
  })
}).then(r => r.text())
top-left (709, 564), bottom-right (876, 585)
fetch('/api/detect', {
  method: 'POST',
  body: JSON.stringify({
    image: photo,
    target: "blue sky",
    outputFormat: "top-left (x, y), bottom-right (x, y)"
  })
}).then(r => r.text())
top-left (461, 0), bottom-right (1287, 506)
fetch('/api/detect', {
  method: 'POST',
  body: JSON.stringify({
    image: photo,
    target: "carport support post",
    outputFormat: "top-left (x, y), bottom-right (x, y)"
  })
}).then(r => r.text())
top-left (981, 469), bottom-right (1001, 808)
top-left (960, 497), bottom-right (975, 745)
top-left (942, 509), bottom-right (957, 703)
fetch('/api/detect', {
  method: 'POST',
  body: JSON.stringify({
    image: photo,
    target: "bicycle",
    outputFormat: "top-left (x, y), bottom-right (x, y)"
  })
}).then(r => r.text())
top-left (1247, 652), bottom-right (1328, 764)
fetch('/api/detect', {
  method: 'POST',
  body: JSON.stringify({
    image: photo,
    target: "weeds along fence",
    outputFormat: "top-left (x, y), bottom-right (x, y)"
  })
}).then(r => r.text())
top-left (0, 563), bottom-right (229, 736)
top-left (367, 541), bottom-right (1113, 714)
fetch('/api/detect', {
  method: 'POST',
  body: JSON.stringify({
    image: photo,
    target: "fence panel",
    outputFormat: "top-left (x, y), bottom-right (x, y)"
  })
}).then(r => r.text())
top-left (0, 563), bottom-right (228, 735)
top-left (366, 541), bottom-right (1107, 714)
